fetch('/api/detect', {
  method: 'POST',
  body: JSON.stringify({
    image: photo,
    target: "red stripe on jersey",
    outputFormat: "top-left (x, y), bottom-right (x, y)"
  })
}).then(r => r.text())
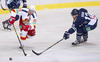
top-left (21, 36), bottom-right (26, 40)
top-left (12, 9), bottom-right (16, 13)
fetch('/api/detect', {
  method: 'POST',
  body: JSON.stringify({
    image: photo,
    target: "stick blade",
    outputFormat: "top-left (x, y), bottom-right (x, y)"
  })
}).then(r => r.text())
top-left (32, 50), bottom-right (42, 56)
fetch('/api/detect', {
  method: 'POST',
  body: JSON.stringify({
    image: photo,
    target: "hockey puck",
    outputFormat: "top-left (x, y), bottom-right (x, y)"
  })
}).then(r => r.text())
top-left (26, 54), bottom-right (32, 57)
top-left (9, 57), bottom-right (12, 61)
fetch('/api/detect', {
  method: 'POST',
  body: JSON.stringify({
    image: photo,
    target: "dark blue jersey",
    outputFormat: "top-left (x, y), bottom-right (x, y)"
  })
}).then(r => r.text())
top-left (7, 0), bottom-right (21, 9)
top-left (74, 8), bottom-right (90, 28)
top-left (68, 8), bottom-right (91, 34)
top-left (6, 0), bottom-right (27, 9)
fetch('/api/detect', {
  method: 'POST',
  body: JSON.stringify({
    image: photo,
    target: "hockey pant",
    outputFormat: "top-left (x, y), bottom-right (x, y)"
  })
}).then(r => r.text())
top-left (20, 29), bottom-right (35, 41)
top-left (19, 18), bottom-right (36, 41)
top-left (86, 19), bottom-right (98, 31)
top-left (76, 17), bottom-right (98, 41)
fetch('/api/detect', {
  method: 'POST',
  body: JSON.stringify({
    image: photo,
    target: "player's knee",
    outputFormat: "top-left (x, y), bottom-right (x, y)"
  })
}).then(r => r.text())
top-left (20, 30), bottom-right (28, 40)
top-left (21, 36), bottom-right (27, 40)
top-left (27, 29), bottom-right (36, 38)
top-left (77, 33), bottom-right (82, 36)
top-left (76, 36), bottom-right (81, 41)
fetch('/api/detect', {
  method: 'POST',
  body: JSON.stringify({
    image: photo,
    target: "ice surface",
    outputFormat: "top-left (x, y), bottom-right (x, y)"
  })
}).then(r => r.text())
top-left (0, 6), bottom-right (100, 62)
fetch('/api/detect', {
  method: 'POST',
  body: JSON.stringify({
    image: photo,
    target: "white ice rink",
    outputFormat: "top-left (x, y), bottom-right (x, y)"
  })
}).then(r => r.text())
top-left (0, 6), bottom-right (100, 62)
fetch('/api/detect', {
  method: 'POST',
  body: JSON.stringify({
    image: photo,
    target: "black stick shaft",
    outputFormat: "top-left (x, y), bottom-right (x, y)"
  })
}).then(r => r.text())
top-left (41, 38), bottom-right (64, 53)
top-left (44, 39), bottom-right (63, 53)
top-left (13, 24), bottom-right (27, 56)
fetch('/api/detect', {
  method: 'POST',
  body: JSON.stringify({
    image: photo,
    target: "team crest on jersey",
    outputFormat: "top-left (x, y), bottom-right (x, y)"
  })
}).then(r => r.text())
top-left (22, 16), bottom-right (31, 25)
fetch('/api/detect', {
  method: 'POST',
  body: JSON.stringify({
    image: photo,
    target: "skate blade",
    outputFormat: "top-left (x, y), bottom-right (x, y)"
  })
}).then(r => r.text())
top-left (3, 29), bottom-right (11, 31)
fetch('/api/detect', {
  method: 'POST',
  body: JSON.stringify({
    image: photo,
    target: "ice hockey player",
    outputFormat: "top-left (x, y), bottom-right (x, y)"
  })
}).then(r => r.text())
top-left (18, 5), bottom-right (37, 48)
top-left (2, 0), bottom-right (27, 30)
top-left (63, 8), bottom-right (98, 45)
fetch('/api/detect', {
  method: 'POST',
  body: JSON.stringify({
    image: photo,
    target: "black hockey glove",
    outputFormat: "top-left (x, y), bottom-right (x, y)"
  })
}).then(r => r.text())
top-left (22, 0), bottom-right (27, 8)
top-left (22, 0), bottom-right (27, 3)
top-left (63, 31), bottom-right (69, 40)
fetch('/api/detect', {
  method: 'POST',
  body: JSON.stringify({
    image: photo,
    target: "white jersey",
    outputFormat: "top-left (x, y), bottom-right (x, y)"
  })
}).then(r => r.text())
top-left (88, 14), bottom-right (97, 26)
top-left (18, 8), bottom-right (37, 25)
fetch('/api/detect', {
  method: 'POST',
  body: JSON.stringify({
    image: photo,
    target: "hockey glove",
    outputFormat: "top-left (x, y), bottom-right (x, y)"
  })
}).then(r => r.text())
top-left (63, 31), bottom-right (69, 40)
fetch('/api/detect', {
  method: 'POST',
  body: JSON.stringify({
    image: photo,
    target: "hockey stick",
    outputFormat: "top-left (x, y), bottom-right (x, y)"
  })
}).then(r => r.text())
top-left (0, 4), bottom-right (9, 10)
top-left (32, 38), bottom-right (64, 56)
top-left (13, 24), bottom-right (27, 56)
top-left (0, 0), bottom-right (9, 10)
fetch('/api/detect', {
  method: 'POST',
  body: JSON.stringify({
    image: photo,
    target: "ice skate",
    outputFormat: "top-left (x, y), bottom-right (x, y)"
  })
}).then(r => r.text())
top-left (2, 20), bottom-right (8, 29)
top-left (7, 24), bottom-right (11, 31)
top-left (80, 36), bottom-right (88, 43)
top-left (80, 39), bottom-right (87, 43)
top-left (2, 19), bottom-right (11, 31)
top-left (72, 40), bottom-right (80, 45)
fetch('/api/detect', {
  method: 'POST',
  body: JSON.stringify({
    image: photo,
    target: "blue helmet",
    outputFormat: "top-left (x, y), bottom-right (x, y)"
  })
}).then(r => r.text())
top-left (79, 8), bottom-right (88, 13)
top-left (71, 9), bottom-right (79, 16)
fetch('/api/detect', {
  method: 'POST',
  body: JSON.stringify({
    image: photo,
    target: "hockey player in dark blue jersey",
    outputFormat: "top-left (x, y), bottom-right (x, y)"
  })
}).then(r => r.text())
top-left (2, 0), bottom-right (27, 30)
top-left (63, 8), bottom-right (98, 45)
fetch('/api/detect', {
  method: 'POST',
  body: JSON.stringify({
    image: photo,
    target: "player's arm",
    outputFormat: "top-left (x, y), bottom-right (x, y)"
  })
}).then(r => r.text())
top-left (63, 23), bottom-right (76, 40)
top-left (63, 17), bottom-right (84, 40)
top-left (29, 13), bottom-right (37, 29)
top-left (22, 0), bottom-right (27, 8)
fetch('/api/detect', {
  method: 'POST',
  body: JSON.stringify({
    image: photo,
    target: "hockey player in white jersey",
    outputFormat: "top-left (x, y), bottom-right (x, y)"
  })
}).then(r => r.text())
top-left (18, 5), bottom-right (37, 48)
top-left (3, 5), bottom-right (37, 48)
